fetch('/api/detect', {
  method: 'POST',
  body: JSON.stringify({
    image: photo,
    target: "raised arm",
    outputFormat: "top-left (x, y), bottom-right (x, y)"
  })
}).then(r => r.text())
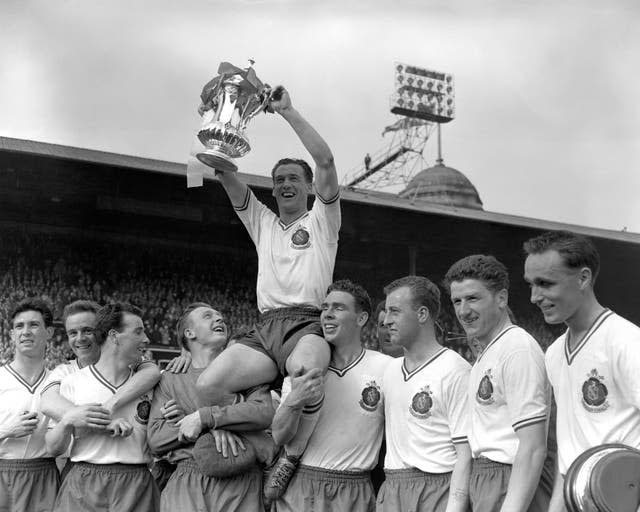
top-left (216, 170), bottom-right (250, 207)
top-left (103, 360), bottom-right (160, 413)
top-left (271, 87), bottom-right (338, 202)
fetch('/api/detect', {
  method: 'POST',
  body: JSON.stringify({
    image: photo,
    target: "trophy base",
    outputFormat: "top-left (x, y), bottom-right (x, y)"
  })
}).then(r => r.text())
top-left (196, 150), bottom-right (238, 173)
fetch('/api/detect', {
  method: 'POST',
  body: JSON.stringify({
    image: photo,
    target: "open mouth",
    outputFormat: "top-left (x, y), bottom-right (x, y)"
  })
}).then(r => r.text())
top-left (323, 324), bottom-right (338, 333)
top-left (212, 326), bottom-right (226, 333)
top-left (282, 191), bottom-right (295, 198)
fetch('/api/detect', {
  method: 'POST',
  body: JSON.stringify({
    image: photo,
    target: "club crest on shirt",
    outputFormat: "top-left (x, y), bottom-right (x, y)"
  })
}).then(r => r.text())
top-left (290, 225), bottom-right (311, 250)
top-left (359, 381), bottom-right (382, 412)
top-left (476, 369), bottom-right (495, 405)
top-left (581, 369), bottom-right (609, 413)
top-left (409, 386), bottom-right (433, 419)
top-left (134, 393), bottom-right (152, 425)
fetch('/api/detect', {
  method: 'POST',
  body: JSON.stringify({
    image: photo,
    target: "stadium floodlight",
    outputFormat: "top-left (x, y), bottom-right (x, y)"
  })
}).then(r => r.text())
top-left (391, 63), bottom-right (455, 123)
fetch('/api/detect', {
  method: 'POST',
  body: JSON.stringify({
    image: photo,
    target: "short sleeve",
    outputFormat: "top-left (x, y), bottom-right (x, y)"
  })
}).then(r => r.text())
top-left (503, 349), bottom-right (550, 431)
top-left (233, 188), bottom-right (275, 246)
top-left (445, 362), bottom-right (471, 445)
top-left (612, 323), bottom-right (640, 409)
top-left (41, 365), bottom-right (67, 394)
top-left (310, 193), bottom-right (341, 243)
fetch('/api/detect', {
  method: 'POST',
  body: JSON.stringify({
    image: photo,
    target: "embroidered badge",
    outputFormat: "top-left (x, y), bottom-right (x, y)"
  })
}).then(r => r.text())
top-left (359, 381), bottom-right (382, 412)
top-left (290, 226), bottom-right (311, 250)
top-left (409, 386), bottom-right (433, 419)
top-left (476, 369), bottom-right (495, 405)
top-left (134, 393), bottom-right (152, 424)
top-left (581, 369), bottom-right (609, 413)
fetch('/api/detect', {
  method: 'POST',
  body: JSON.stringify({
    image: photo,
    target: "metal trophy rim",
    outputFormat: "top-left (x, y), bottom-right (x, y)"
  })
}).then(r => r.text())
top-left (196, 150), bottom-right (238, 173)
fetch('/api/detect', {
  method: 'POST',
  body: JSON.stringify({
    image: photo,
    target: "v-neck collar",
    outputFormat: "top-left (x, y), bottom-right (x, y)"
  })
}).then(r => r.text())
top-left (5, 364), bottom-right (47, 394)
top-left (328, 349), bottom-right (365, 377)
top-left (278, 211), bottom-right (309, 231)
top-left (401, 347), bottom-right (447, 382)
top-left (475, 325), bottom-right (519, 364)
top-left (89, 365), bottom-right (131, 394)
top-left (564, 309), bottom-right (613, 365)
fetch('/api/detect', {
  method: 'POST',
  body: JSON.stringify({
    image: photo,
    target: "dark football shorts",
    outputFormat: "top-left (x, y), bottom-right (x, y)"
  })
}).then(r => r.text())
top-left (236, 307), bottom-right (324, 375)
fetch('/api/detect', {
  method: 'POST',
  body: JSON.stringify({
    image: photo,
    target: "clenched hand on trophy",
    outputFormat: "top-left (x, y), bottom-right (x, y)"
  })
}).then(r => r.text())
top-left (195, 61), bottom-right (289, 174)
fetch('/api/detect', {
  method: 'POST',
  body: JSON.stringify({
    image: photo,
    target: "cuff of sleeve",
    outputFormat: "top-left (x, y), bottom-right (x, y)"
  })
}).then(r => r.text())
top-left (512, 414), bottom-right (547, 431)
top-left (198, 407), bottom-right (218, 429)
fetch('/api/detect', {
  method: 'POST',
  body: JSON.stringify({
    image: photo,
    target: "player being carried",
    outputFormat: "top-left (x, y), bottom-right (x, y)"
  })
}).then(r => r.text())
top-left (196, 86), bottom-right (340, 499)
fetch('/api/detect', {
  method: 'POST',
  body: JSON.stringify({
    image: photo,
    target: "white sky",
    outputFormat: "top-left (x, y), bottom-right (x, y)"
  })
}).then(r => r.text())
top-left (2, 0), bottom-right (639, 232)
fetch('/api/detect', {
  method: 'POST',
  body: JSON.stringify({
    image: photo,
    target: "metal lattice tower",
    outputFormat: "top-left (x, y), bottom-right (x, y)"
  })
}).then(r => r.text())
top-left (342, 119), bottom-right (435, 191)
top-left (342, 62), bottom-right (454, 192)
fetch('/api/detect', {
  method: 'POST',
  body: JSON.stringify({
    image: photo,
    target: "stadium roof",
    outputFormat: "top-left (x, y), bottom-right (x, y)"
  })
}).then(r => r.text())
top-left (1, 136), bottom-right (638, 244)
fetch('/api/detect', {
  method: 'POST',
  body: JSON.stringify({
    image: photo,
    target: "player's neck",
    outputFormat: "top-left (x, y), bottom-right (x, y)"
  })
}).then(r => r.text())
top-left (191, 345), bottom-right (224, 369)
top-left (278, 207), bottom-right (307, 226)
top-left (330, 340), bottom-right (363, 369)
top-left (566, 295), bottom-right (606, 342)
top-left (94, 356), bottom-right (132, 387)
top-left (475, 314), bottom-right (512, 353)
top-left (77, 353), bottom-right (99, 369)
top-left (403, 335), bottom-right (442, 372)
top-left (10, 355), bottom-right (45, 381)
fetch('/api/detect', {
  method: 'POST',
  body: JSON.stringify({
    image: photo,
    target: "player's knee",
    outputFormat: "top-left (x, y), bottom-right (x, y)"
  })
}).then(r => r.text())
top-left (287, 334), bottom-right (330, 374)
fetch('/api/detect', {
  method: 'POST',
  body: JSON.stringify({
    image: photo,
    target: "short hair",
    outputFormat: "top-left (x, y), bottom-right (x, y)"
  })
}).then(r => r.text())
top-left (176, 302), bottom-right (214, 351)
top-left (326, 279), bottom-right (372, 324)
top-left (94, 302), bottom-right (143, 346)
top-left (523, 230), bottom-right (600, 282)
top-left (271, 158), bottom-right (313, 184)
top-left (383, 276), bottom-right (441, 320)
top-left (10, 298), bottom-right (54, 328)
top-left (443, 254), bottom-right (510, 294)
top-left (62, 300), bottom-right (101, 324)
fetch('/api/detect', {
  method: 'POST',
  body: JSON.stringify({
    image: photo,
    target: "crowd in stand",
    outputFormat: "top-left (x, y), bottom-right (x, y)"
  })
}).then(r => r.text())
top-left (0, 227), bottom-right (561, 368)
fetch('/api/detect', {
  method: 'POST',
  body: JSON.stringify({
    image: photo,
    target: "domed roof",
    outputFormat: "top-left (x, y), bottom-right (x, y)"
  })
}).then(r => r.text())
top-left (399, 162), bottom-right (483, 210)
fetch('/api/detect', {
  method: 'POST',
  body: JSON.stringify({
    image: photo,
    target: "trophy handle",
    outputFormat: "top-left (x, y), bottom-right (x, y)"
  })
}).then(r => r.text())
top-left (241, 86), bottom-right (272, 129)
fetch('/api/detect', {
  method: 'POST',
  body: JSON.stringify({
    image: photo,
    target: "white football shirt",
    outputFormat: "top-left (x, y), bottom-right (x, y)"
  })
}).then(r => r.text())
top-left (234, 188), bottom-right (340, 313)
top-left (0, 364), bottom-right (50, 459)
top-left (468, 325), bottom-right (550, 463)
top-left (59, 365), bottom-right (153, 464)
top-left (383, 348), bottom-right (470, 473)
top-left (546, 310), bottom-right (640, 474)
top-left (280, 349), bottom-right (391, 471)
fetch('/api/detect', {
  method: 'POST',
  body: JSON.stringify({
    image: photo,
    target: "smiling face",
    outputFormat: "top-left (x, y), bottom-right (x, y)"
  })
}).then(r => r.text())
top-left (186, 306), bottom-right (228, 350)
top-left (524, 249), bottom-right (586, 325)
top-left (65, 311), bottom-right (100, 365)
top-left (113, 313), bottom-right (150, 366)
top-left (449, 278), bottom-right (507, 345)
top-left (272, 163), bottom-right (312, 217)
top-left (11, 310), bottom-right (51, 359)
top-left (320, 290), bottom-right (366, 347)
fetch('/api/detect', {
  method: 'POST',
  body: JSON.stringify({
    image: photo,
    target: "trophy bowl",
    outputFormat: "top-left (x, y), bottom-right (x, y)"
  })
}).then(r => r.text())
top-left (196, 63), bottom-right (271, 172)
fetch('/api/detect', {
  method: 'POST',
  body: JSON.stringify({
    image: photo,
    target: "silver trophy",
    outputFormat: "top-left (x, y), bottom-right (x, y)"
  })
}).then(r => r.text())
top-left (196, 62), bottom-right (271, 172)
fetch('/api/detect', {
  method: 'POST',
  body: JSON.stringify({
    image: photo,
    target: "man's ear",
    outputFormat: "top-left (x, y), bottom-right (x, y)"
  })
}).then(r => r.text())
top-left (357, 311), bottom-right (369, 328)
top-left (578, 266), bottom-right (593, 291)
top-left (496, 288), bottom-right (509, 309)
top-left (416, 305), bottom-right (430, 324)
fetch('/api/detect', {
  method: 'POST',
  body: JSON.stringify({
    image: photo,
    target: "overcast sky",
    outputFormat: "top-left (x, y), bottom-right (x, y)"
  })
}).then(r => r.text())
top-left (2, 0), bottom-right (639, 232)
